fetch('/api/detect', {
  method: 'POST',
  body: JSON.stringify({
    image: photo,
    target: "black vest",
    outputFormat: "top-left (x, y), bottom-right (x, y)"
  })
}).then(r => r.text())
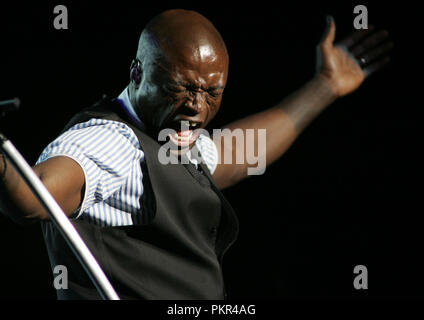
top-left (40, 97), bottom-right (239, 300)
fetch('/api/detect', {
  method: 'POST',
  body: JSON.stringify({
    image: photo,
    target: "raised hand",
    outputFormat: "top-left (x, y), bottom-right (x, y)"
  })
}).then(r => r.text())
top-left (316, 15), bottom-right (393, 97)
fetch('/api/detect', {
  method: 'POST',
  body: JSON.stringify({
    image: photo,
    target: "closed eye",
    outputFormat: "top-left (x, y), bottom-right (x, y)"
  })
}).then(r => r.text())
top-left (164, 84), bottom-right (185, 94)
top-left (207, 89), bottom-right (223, 97)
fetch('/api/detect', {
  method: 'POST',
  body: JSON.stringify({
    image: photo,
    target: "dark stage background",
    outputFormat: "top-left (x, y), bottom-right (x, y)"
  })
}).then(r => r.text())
top-left (0, 1), bottom-right (421, 299)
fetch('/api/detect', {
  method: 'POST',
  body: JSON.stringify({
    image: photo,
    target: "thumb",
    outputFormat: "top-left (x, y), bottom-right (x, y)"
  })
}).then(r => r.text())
top-left (320, 15), bottom-right (336, 47)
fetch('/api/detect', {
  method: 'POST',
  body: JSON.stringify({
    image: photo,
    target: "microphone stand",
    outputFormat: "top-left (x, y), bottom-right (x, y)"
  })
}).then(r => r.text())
top-left (0, 98), bottom-right (119, 300)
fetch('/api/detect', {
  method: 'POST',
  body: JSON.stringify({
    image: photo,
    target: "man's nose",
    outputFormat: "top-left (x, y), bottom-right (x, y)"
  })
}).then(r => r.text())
top-left (185, 92), bottom-right (206, 113)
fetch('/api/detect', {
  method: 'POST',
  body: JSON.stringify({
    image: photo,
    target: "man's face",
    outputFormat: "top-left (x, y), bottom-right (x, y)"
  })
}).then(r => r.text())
top-left (133, 42), bottom-right (228, 148)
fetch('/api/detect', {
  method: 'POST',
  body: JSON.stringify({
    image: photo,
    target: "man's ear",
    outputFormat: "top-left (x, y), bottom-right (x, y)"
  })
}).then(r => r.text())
top-left (130, 59), bottom-right (142, 86)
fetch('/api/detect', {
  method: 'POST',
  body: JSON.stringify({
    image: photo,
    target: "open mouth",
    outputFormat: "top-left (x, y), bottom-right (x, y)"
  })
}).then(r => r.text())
top-left (167, 120), bottom-right (202, 148)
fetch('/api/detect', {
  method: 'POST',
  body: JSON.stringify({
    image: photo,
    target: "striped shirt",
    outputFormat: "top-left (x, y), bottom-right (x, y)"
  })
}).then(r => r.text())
top-left (36, 88), bottom-right (219, 226)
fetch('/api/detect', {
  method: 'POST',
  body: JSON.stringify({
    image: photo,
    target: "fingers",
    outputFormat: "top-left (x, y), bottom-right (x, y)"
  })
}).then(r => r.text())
top-left (320, 15), bottom-right (336, 48)
top-left (352, 28), bottom-right (392, 77)
top-left (363, 56), bottom-right (391, 78)
top-left (351, 30), bottom-right (390, 57)
top-left (337, 26), bottom-right (375, 49)
top-left (336, 25), bottom-right (393, 78)
top-left (360, 41), bottom-right (394, 66)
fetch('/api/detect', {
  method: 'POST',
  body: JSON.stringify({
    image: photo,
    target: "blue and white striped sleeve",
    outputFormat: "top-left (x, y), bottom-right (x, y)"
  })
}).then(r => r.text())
top-left (195, 133), bottom-right (218, 174)
top-left (36, 119), bottom-right (144, 219)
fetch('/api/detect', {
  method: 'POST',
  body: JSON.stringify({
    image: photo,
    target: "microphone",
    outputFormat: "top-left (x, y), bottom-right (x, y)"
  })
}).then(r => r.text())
top-left (0, 98), bottom-right (20, 115)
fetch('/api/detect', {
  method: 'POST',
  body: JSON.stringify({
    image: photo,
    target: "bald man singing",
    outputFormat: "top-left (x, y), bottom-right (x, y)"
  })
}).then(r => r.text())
top-left (0, 10), bottom-right (391, 299)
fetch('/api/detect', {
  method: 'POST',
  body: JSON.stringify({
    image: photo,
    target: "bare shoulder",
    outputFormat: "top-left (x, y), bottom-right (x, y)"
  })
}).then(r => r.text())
top-left (34, 155), bottom-right (84, 181)
top-left (33, 156), bottom-right (86, 218)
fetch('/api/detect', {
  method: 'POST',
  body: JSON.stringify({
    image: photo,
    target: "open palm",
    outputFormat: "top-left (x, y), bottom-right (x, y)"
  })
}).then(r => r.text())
top-left (316, 16), bottom-right (392, 97)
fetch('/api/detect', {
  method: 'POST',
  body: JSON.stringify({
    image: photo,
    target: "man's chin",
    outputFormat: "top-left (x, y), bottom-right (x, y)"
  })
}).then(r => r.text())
top-left (168, 141), bottom-right (196, 156)
top-left (169, 147), bottom-right (191, 157)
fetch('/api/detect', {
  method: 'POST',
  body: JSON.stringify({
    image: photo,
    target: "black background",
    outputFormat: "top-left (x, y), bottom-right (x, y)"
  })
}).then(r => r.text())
top-left (0, 1), bottom-right (422, 300)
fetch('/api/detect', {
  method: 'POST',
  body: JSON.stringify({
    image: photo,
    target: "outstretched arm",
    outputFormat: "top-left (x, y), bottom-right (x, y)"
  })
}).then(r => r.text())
top-left (212, 16), bottom-right (392, 189)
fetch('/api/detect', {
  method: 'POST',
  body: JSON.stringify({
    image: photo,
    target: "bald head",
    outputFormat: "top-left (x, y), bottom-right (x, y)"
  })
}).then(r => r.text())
top-left (136, 9), bottom-right (228, 67)
top-left (129, 10), bottom-right (229, 144)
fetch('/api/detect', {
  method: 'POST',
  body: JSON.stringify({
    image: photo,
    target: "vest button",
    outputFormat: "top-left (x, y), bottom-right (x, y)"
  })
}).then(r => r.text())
top-left (211, 227), bottom-right (217, 235)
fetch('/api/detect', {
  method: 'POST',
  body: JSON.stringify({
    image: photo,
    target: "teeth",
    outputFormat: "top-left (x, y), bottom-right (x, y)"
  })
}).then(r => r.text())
top-left (177, 120), bottom-right (198, 130)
